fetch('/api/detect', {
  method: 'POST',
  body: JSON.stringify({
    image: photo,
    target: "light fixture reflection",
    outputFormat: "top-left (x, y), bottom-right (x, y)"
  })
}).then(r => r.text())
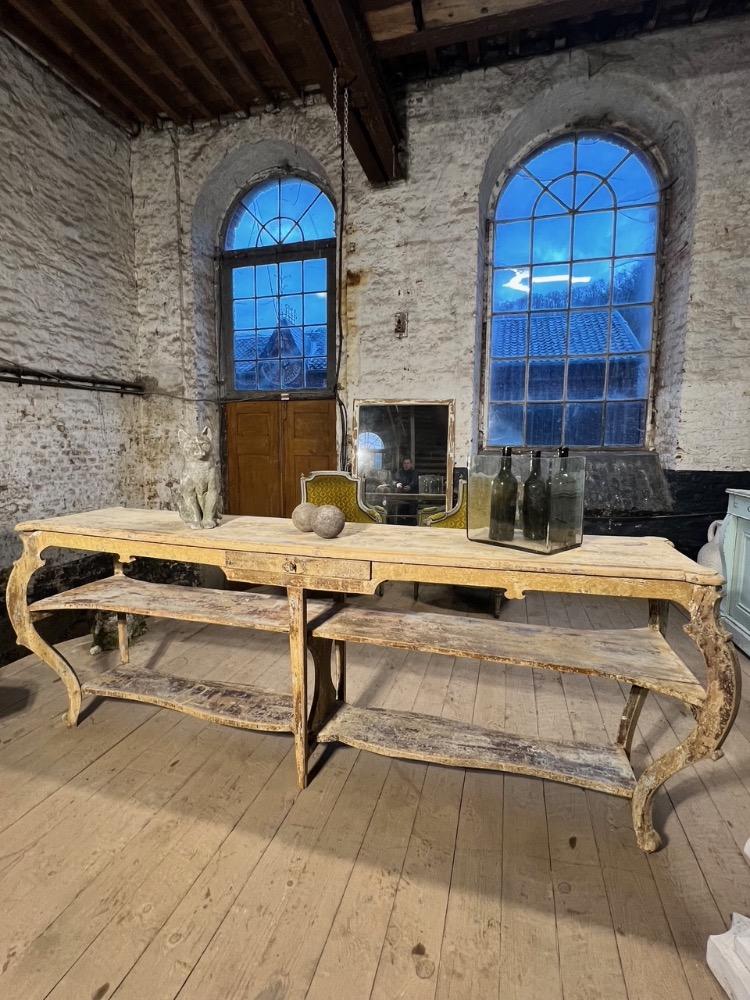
top-left (504, 268), bottom-right (591, 293)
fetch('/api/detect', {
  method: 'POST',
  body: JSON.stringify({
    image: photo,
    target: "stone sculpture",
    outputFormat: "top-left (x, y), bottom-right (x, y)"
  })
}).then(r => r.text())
top-left (177, 426), bottom-right (221, 529)
top-left (90, 611), bottom-right (147, 655)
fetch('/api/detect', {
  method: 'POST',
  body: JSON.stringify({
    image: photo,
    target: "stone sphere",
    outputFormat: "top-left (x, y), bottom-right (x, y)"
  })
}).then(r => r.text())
top-left (313, 504), bottom-right (345, 539)
top-left (291, 502), bottom-right (317, 532)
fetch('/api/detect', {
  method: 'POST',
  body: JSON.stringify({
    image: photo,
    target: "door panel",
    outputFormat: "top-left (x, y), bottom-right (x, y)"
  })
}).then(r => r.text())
top-left (225, 399), bottom-right (337, 517)
top-left (282, 399), bottom-right (338, 516)
top-left (225, 402), bottom-right (282, 516)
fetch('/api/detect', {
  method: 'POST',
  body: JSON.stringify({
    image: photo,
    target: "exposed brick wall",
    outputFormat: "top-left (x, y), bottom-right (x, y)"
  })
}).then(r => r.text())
top-left (0, 36), bottom-right (141, 578)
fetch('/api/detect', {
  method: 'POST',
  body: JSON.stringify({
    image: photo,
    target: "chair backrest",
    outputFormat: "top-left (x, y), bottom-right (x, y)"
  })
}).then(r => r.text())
top-left (425, 479), bottom-right (467, 529)
top-left (300, 471), bottom-right (383, 523)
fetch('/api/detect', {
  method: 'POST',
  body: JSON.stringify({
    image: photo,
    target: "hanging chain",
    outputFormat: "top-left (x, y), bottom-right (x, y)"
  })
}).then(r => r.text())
top-left (332, 67), bottom-right (349, 168)
top-left (342, 85), bottom-right (349, 176)
top-left (332, 66), bottom-right (339, 147)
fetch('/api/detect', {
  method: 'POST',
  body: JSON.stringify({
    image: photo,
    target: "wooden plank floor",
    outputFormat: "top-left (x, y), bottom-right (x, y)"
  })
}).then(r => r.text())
top-left (0, 584), bottom-right (748, 1000)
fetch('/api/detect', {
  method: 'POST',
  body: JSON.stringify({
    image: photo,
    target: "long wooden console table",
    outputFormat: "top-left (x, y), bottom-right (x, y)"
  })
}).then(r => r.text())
top-left (6, 507), bottom-right (740, 853)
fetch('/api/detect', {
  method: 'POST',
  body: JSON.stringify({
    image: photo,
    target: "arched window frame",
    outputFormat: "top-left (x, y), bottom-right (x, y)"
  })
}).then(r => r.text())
top-left (481, 128), bottom-right (665, 451)
top-left (219, 172), bottom-right (337, 399)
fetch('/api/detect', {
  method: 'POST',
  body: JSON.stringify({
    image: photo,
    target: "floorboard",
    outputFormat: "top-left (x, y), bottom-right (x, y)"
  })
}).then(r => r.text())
top-left (0, 583), bottom-right (747, 1000)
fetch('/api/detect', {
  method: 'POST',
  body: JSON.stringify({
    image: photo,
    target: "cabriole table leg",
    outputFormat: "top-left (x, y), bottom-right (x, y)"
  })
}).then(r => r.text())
top-left (631, 586), bottom-right (740, 852)
top-left (5, 531), bottom-right (82, 728)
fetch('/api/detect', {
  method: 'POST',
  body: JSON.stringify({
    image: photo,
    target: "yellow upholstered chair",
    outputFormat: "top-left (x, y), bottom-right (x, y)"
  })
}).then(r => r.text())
top-left (418, 480), bottom-right (504, 617)
top-left (300, 471), bottom-right (383, 523)
top-left (424, 479), bottom-right (467, 528)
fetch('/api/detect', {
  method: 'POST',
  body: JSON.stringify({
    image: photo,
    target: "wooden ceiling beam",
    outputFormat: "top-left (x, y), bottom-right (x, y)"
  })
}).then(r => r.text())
top-left (227, 0), bottom-right (299, 99)
top-left (376, 0), bottom-right (640, 57)
top-left (305, 0), bottom-right (403, 181)
top-left (139, 0), bottom-right (241, 111)
top-left (184, 0), bottom-right (272, 106)
top-left (6, 0), bottom-right (152, 122)
top-left (290, 0), bottom-right (393, 184)
top-left (94, 0), bottom-right (213, 119)
top-left (48, 0), bottom-right (182, 121)
top-left (0, 7), bottom-right (132, 128)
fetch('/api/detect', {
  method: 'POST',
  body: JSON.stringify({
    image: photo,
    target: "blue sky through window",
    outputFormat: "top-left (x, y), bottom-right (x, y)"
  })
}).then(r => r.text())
top-left (488, 133), bottom-right (659, 448)
top-left (225, 177), bottom-right (334, 393)
top-left (225, 178), bottom-right (335, 250)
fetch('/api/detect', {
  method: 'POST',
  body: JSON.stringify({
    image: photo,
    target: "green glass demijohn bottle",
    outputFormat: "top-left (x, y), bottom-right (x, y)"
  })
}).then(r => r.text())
top-left (489, 446), bottom-right (518, 542)
top-left (522, 450), bottom-right (549, 542)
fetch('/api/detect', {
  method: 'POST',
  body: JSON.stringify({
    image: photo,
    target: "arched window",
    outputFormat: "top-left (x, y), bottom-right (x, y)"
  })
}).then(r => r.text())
top-left (357, 430), bottom-right (386, 472)
top-left (485, 132), bottom-right (661, 448)
top-left (221, 176), bottom-right (335, 395)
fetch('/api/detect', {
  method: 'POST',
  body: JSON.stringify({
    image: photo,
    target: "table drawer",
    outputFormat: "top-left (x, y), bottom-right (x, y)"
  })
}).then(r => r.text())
top-left (224, 550), bottom-right (371, 582)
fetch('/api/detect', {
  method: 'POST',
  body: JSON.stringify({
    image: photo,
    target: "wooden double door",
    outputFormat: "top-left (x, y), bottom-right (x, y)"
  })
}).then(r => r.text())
top-left (225, 398), bottom-right (337, 517)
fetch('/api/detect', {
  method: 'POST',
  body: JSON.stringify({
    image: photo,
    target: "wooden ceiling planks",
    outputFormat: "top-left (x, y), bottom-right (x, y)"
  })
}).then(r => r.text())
top-left (137, 0), bottom-right (247, 112)
top-left (421, 0), bottom-right (547, 29)
top-left (0, 0), bottom-right (401, 181)
top-left (183, 0), bottom-right (272, 106)
top-left (374, 0), bottom-right (642, 55)
top-left (226, 0), bottom-right (299, 99)
top-left (2, 0), bottom-right (746, 178)
top-left (361, 1), bottom-right (418, 41)
top-left (48, 0), bottom-right (183, 121)
top-left (94, 0), bottom-right (212, 119)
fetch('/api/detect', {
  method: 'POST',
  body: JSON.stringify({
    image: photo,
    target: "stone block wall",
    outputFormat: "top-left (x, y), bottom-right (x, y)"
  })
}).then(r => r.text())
top-left (0, 35), bottom-right (141, 579)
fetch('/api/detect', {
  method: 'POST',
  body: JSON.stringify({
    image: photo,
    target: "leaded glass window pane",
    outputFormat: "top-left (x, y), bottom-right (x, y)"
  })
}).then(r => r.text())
top-left (488, 132), bottom-right (660, 447)
top-left (223, 176), bottom-right (335, 395)
top-left (225, 178), bottom-right (335, 250)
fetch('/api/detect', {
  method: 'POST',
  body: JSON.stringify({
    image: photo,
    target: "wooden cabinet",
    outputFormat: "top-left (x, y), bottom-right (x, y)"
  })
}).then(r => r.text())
top-left (722, 488), bottom-right (750, 655)
top-left (225, 398), bottom-right (336, 517)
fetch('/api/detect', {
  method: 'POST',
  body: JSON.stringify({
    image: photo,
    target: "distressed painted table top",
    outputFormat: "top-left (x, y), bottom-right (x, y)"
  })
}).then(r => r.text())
top-left (17, 506), bottom-right (722, 586)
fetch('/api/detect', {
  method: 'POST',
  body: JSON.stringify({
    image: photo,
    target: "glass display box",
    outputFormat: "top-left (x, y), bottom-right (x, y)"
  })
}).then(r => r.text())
top-left (468, 449), bottom-right (586, 554)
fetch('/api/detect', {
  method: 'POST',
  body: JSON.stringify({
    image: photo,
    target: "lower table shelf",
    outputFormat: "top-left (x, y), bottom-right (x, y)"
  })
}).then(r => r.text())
top-left (30, 576), bottom-right (334, 632)
top-left (75, 663), bottom-right (294, 732)
top-left (316, 703), bottom-right (636, 798)
top-left (313, 604), bottom-right (706, 706)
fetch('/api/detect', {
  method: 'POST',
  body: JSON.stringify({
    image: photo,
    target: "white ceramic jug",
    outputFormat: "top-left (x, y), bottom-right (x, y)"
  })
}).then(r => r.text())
top-left (697, 519), bottom-right (725, 574)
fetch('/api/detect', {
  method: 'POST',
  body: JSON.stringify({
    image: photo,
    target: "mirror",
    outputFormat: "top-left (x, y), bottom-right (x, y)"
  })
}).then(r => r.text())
top-left (352, 400), bottom-right (455, 525)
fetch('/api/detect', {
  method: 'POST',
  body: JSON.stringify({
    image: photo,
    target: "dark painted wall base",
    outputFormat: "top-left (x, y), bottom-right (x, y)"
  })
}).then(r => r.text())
top-left (584, 469), bottom-right (750, 559)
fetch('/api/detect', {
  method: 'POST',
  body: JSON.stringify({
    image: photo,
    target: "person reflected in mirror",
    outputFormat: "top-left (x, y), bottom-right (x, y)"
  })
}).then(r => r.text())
top-left (392, 457), bottom-right (419, 525)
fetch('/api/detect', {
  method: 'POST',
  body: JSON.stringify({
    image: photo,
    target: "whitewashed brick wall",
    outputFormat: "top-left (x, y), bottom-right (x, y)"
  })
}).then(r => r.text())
top-left (0, 36), bottom-right (140, 571)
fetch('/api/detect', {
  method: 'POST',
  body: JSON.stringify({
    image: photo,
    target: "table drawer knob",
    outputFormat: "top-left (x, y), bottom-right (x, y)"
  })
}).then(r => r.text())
top-left (283, 560), bottom-right (297, 573)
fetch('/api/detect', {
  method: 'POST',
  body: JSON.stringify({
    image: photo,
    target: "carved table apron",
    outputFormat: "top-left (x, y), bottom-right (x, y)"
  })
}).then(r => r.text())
top-left (6, 507), bottom-right (740, 853)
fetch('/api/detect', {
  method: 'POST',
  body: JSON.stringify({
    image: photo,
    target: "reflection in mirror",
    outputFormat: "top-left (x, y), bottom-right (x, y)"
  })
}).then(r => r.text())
top-left (353, 401), bottom-right (454, 526)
